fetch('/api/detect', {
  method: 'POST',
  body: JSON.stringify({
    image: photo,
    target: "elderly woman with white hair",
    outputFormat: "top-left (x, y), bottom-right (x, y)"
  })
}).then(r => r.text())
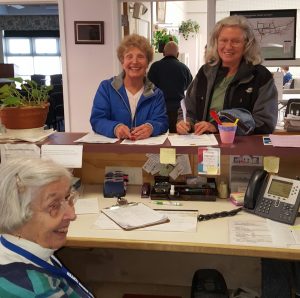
top-left (0, 158), bottom-right (94, 297)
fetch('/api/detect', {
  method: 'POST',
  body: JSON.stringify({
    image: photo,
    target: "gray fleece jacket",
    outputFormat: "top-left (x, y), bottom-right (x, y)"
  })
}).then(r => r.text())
top-left (178, 60), bottom-right (278, 134)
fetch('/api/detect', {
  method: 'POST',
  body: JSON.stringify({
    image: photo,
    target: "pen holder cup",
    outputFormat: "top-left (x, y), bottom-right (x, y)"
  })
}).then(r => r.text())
top-left (218, 123), bottom-right (237, 144)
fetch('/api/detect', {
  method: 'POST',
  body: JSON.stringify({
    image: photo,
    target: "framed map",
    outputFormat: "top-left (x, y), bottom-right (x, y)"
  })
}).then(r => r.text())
top-left (230, 9), bottom-right (296, 60)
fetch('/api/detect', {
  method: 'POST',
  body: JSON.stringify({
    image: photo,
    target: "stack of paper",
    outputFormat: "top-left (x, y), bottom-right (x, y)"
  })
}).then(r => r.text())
top-left (101, 202), bottom-right (169, 230)
top-left (0, 128), bottom-right (55, 142)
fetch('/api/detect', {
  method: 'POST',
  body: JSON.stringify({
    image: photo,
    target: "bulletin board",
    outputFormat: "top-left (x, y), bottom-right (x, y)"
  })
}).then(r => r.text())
top-left (230, 9), bottom-right (296, 60)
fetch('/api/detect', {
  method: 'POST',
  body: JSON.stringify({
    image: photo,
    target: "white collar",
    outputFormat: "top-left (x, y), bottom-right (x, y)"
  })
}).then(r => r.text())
top-left (2, 234), bottom-right (55, 263)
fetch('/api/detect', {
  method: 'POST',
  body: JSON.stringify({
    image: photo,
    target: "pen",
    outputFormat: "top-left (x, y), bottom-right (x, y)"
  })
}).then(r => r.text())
top-left (152, 201), bottom-right (182, 206)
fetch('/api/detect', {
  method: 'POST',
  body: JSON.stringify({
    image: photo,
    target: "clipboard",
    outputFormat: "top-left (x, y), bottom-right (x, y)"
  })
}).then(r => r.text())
top-left (101, 202), bottom-right (169, 230)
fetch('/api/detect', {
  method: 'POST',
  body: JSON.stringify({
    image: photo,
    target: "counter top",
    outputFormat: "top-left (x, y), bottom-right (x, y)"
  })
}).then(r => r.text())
top-left (44, 132), bottom-right (300, 157)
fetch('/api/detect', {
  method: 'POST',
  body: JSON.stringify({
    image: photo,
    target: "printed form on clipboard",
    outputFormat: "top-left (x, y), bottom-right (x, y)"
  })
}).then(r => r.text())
top-left (101, 202), bottom-right (169, 230)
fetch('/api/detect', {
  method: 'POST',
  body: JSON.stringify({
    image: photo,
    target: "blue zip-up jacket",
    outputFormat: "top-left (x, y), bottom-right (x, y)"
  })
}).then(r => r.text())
top-left (90, 72), bottom-right (169, 138)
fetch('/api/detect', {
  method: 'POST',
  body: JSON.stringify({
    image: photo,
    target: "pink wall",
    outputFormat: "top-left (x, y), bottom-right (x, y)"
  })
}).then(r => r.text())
top-left (63, 0), bottom-right (120, 132)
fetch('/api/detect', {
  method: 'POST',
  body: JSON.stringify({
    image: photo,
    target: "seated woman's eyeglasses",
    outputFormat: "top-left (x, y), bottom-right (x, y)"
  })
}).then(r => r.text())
top-left (48, 190), bottom-right (79, 217)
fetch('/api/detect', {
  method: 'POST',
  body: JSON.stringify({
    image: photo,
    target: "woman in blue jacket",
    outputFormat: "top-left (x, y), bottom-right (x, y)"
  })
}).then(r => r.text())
top-left (90, 34), bottom-right (168, 140)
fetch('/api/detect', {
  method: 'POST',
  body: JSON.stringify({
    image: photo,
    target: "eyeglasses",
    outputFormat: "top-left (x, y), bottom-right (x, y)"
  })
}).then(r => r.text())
top-left (218, 39), bottom-right (244, 48)
top-left (48, 190), bottom-right (78, 217)
top-left (197, 207), bottom-right (243, 222)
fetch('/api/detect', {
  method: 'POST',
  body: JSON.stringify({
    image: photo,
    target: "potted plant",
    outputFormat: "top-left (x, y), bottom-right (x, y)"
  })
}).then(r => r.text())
top-left (0, 77), bottom-right (53, 129)
top-left (152, 29), bottom-right (178, 53)
top-left (179, 19), bottom-right (200, 40)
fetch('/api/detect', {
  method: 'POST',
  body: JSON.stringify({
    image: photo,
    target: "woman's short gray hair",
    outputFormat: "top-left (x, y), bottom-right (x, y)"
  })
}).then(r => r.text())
top-left (205, 15), bottom-right (262, 65)
top-left (0, 158), bottom-right (72, 233)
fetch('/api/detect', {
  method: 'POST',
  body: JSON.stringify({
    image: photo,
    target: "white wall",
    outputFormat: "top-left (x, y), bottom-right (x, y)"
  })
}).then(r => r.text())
top-left (62, 0), bottom-right (120, 132)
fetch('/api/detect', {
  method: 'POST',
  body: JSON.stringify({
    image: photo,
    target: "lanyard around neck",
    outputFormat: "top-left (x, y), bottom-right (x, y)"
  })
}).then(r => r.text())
top-left (0, 235), bottom-right (94, 298)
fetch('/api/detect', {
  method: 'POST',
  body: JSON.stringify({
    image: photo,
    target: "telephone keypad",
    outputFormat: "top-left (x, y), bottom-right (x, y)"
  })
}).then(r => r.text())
top-left (255, 198), bottom-right (297, 224)
top-left (279, 203), bottom-right (295, 222)
top-left (257, 198), bottom-right (272, 214)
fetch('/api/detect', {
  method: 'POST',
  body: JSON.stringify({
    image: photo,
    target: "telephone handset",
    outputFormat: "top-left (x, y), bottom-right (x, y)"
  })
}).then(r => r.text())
top-left (244, 169), bottom-right (300, 225)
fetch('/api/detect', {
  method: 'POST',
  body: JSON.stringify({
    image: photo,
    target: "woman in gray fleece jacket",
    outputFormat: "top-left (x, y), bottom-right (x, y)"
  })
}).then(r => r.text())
top-left (177, 15), bottom-right (278, 135)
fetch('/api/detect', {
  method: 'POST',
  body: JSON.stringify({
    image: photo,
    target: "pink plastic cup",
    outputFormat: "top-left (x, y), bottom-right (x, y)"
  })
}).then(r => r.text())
top-left (218, 123), bottom-right (237, 144)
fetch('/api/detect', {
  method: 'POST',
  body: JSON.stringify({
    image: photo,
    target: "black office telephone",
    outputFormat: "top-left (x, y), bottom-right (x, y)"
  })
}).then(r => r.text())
top-left (244, 169), bottom-right (300, 225)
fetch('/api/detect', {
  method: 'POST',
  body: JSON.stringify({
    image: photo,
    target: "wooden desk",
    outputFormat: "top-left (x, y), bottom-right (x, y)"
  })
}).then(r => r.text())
top-left (46, 132), bottom-right (300, 185)
top-left (46, 132), bottom-right (299, 157)
top-left (45, 133), bottom-right (299, 296)
top-left (43, 132), bottom-right (299, 259)
top-left (66, 186), bottom-right (300, 261)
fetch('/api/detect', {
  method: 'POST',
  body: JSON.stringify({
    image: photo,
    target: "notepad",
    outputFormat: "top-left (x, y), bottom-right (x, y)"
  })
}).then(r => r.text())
top-left (101, 202), bottom-right (169, 230)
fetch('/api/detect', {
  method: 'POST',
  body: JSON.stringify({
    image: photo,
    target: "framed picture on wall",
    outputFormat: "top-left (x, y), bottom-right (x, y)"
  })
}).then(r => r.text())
top-left (156, 2), bottom-right (166, 23)
top-left (74, 21), bottom-right (104, 44)
top-left (230, 9), bottom-right (296, 60)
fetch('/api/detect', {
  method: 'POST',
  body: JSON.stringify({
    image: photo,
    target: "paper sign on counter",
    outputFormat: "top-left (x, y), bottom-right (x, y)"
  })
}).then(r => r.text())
top-left (41, 145), bottom-right (83, 168)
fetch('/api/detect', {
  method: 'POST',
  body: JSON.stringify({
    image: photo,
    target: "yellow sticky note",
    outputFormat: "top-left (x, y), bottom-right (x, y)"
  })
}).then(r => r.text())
top-left (160, 148), bottom-right (176, 164)
top-left (263, 156), bottom-right (280, 173)
top-left (206, 166), bottom-right (218, 175)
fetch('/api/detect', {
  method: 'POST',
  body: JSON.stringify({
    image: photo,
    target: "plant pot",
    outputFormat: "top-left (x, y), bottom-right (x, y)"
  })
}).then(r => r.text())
top-left (0, 103), bottom-right (49, 129)
top-left (158, 42), bottom-right (165, 53)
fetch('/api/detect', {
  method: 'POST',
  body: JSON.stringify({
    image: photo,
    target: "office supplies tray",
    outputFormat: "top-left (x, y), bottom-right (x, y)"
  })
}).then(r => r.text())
top-left (150, 178), bottom-right (217, 201)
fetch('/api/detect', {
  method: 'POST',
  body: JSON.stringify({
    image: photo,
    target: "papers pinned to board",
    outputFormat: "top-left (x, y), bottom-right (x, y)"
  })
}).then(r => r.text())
top-left (101, 202), bottom-right (169, 230)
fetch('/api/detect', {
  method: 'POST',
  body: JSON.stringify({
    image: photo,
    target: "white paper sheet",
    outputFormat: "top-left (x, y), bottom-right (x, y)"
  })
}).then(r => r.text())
top-left (269, 134), bottom-right (300, 147)
top-left (121, 133), bottom-right (168, 145)
top-left (41, 144), bottom-right (83, 168)
top-left (75, 198), bottom-right (99, 215)
top-left (94, 210), bottom-right (198, 232)
top-left (0, 143), bottom-right (40, 164)
top-left (267, 219), bottom-right (297, 246)
top-left (0, 129), bottom-right (55, 143)
top-left (74, 132), bottom-right (118, 143)
top-left (168, 134), bottom-right (218, 146)
top-left (229, 219), bottom-right (274, 246)
top-left (101, 202), bottom-right (169, 230)
top-left (180, 99), bottom-right (187, 122)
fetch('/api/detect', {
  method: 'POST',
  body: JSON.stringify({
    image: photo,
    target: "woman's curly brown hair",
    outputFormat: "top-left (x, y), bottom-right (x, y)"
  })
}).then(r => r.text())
top-left (117, 34), bottom-right (153, 64)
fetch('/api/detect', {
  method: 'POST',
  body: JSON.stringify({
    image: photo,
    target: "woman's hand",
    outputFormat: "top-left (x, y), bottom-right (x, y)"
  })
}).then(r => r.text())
top-left (130, 124), bottom-right (153, 140)
top-left (176, 120), bottom-right (191, 135)
top-left (115, 125), bottom-right (131, 139)
top-left (194, 121), bottom-right (217, 135)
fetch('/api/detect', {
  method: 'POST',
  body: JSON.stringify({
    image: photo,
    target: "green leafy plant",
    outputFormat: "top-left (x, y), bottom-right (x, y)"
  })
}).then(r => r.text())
top-left (0, 77), bottom-right (53, 108)
top-left (179, 19), bottom-right (200, 40)
top-left (152, 29), bottom-right (178, 53)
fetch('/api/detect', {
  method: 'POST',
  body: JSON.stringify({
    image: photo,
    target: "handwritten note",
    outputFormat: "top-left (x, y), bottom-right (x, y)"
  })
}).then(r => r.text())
top-left (263, 156), bottom-right (280, 173)
top-left (160, 148), bottom-right (176, 164)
